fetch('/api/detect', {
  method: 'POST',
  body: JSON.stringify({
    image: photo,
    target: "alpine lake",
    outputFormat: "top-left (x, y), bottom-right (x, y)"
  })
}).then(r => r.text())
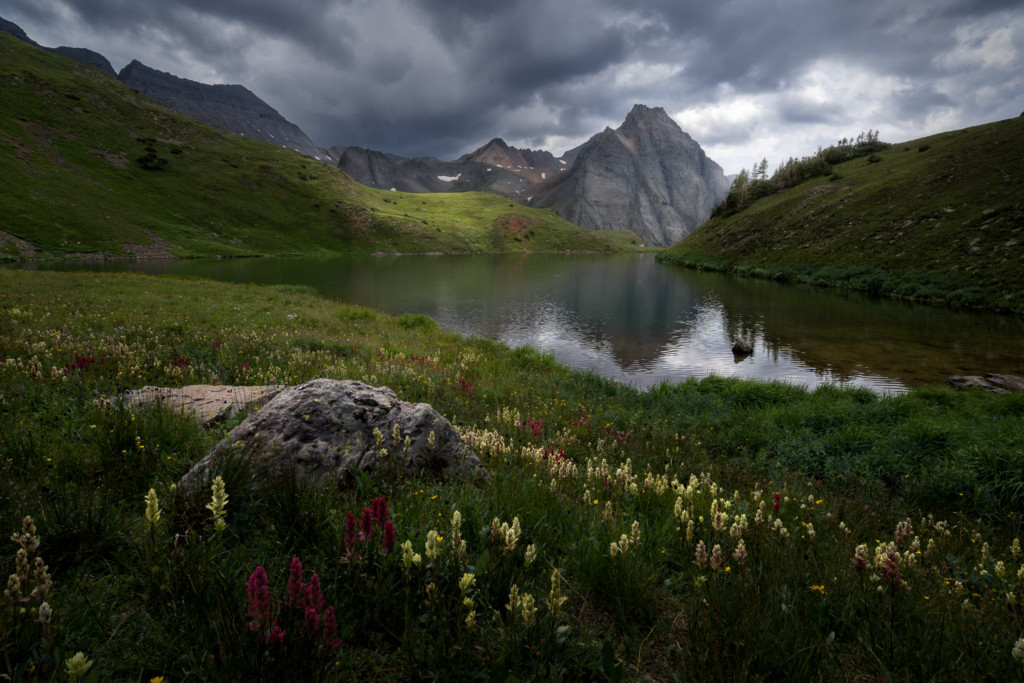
top-left (16, 253), bottom-right (1024, 394)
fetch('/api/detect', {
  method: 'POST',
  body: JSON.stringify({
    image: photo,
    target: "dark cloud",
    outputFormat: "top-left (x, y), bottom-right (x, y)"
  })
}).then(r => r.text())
top-left (4, 0), bottom-right (1022, 171)
top-left (776, 96), bottom-right (844, 126)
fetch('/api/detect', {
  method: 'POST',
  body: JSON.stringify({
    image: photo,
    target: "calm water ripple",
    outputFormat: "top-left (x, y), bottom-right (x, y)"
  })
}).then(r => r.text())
top-left (14, 253), bottom-right (1024, 393)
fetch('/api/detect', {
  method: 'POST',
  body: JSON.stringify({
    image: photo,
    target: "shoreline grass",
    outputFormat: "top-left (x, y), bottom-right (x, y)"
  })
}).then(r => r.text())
top-left (2, 269), bottom-right (1024, 680)
top-left (659, 116), bottom-right (1024, 316)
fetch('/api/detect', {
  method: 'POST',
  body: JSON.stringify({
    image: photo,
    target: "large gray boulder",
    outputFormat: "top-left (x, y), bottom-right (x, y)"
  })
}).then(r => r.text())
top-left (179, 379), bottom-right (488, 493)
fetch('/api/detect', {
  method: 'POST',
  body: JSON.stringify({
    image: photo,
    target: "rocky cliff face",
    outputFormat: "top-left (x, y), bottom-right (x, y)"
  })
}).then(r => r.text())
top-left (528, 105), bottom-right (730, 247)
top-left (117, 60), bottom-right (326, 161)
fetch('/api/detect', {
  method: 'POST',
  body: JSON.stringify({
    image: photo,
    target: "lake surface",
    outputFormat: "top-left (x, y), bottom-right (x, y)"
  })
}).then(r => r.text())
top-left (16, 253), bottom-right (1024, 393)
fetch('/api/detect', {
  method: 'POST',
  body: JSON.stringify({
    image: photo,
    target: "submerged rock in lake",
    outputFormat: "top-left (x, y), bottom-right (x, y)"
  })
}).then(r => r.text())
top-left (944, 373), bottom-right (1024, 393)
top-left (179, 378), bottom-right (488, 493)
top-left (732, 339), bottom-right (754, 356)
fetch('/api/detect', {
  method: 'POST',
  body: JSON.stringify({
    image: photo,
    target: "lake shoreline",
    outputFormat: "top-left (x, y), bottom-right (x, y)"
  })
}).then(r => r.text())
top-left (3, 267), bottom-right (1024, 679)
top-left (8, 252), bottom-right (1022, 393)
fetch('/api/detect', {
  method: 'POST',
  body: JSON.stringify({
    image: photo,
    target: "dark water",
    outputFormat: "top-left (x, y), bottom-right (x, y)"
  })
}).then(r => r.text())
top-left (16, 253), bottom-right (1024, 393)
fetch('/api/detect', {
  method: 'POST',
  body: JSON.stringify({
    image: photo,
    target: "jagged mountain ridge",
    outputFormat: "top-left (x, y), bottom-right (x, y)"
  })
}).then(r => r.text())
top-left (1, 17), bottom-right (324, 161)
top-left (456, 138), bottom-right (567, 184)
top-left (0, 17), bottom-right (115, 76)
top-left (336, 139), bottom-right (574, 198)
top-left (117, 60), bottom-right (326, 161)
top-left (528, 105), bottom-right (730, 247)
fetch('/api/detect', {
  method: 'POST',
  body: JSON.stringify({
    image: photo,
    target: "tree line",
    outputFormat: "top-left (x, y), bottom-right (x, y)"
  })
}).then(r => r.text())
top-left (713, 131), bottom-right (890, 218)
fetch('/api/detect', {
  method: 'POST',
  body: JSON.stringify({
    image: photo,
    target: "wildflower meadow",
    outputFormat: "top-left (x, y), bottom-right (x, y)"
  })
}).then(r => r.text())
top-left (1, 269), bottom-right (1023, 680)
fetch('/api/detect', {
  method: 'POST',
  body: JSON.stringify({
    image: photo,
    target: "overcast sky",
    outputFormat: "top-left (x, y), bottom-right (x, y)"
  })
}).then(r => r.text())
top-left (5, 0), bottom-right (1022, 174)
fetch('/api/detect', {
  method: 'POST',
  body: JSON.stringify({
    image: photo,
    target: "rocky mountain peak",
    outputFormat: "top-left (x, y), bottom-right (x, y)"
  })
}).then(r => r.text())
top-left (625, 103), bottom-right (662, 121)
top-left (528, 105), bottom-right (730, 247)
top-left (455, 138), bottom-right (562, 184)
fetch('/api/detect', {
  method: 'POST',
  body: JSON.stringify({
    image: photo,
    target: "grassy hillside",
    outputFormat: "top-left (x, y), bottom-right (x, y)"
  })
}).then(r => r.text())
top-left (3, 269), bottom-right (1024, 680)
top-left (0, 34), bottom-right (641, 259)
top-left (659, 116), bottom-right (1024, 313)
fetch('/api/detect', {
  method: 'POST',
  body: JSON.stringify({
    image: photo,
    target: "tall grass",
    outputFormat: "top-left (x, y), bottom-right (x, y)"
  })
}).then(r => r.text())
top-left (2, 269), bottom-right (1024, 680)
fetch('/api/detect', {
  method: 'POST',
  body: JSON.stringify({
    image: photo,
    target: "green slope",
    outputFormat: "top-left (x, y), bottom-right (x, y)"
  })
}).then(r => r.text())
top-left (0, 34), bottom-right (641, 259)
top-left (659, 116), bottom-right (1024, 313)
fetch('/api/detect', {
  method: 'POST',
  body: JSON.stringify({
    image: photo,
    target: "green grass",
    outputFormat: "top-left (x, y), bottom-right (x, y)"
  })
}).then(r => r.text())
top-left (3, 269), bottom-right (1024, 680)
top-left (659, 116), bottom-right (1024, 313)
top-left (0, 33), bottom-right (641, 259)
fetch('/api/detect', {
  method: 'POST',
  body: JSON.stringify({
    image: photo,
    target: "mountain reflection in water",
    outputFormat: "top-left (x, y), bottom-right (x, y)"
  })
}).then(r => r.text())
top-left (21, 253), bottom-right (1024, 393)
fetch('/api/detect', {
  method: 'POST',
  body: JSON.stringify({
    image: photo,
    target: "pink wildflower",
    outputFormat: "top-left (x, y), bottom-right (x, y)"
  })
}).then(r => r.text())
top-left (245, 566), bottom-right (273, 633)
top-left (344, 511), bottom-right (358, 555)
top-left (457, 376), bottom-right (475, 397)
top-left (359, 507), bottom-right (374, 542)
top-left (321, 606), bottom-right (341, 651)
top-left (304, 573), bottom-right (325, 614)
top-left (304, 605), bottom-right (321, 635)
top-left (285, 556), bottom-right (305, 608)
top-left (382, 520), bottom-right (396, 553)
top-left (267, 625), bottom-right (286, 654)
top-left (372, 497), bottom-right (390, 526)
top-left (773, 492), bottom-right (781, 514)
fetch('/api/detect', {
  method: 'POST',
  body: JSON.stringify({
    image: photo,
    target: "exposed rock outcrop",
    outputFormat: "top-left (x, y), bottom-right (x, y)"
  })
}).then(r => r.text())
top-left (945, 374), bottom-right (1024, 393)
top-left (179, 379), bottom-right (488, 494)
top-left (117, 60), bottom-right (326, 161)
top-left (528, 105), bottom-right (730, 247)
top-left (116, 384), bottom-right (285, 424)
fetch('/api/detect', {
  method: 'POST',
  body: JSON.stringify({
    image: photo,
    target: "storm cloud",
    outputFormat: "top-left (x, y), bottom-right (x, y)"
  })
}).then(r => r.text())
top-left (6, 0), bottom-right (1022, 172)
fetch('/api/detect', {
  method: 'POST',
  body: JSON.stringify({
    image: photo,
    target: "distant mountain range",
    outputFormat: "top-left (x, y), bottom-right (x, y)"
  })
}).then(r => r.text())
top-left (1, 17), bottom-right (728, 246)
top-left (0, 30), bottom-right (641, 259)
top-left (339, 107), bottom-right (730, 246)
top-left (334, 137), bottom-right (575, 199)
